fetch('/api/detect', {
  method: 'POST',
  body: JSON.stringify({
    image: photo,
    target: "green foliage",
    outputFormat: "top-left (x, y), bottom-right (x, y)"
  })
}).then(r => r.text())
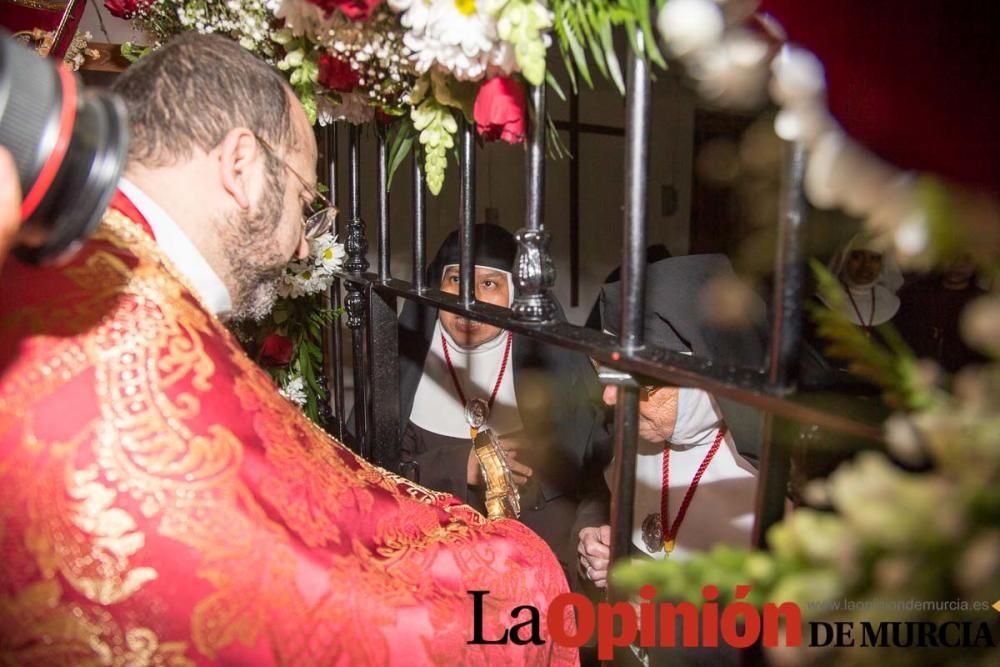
top-left (246, 293), bottom-right (343, 426)
top-left (549, 0), bottom-right (666, 95)
top-left (385, 117), bottom-right (417, 191)
top-left (614, 248), bottom-right (1000, 667)
top-left (809, 260), bottom-right (937, 411)
top-left (411, 98), bottom-right (458, 196)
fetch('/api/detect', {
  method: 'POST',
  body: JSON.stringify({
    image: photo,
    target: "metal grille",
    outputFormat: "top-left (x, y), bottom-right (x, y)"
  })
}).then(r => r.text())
top-left (319, 48), bottom-right (878, 576)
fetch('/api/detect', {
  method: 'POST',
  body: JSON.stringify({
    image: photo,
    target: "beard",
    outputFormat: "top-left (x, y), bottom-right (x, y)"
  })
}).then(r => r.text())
top-left (218, 159), bottom-right (290, 322)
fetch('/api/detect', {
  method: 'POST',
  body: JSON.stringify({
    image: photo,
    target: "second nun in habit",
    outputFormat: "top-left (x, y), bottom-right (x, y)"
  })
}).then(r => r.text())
top-left (398, 224), bottom-right (611, 569)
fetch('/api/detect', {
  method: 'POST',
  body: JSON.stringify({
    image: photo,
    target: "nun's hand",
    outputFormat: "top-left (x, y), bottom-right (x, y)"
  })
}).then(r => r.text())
top-left (467, 448), bottom-right (482, 486)
top-left (466, 438), bottom-right (533, 486)
top-left (501, 436), bottom-right (533, 486)
top-left (578, 525), bottom-right (611, 589)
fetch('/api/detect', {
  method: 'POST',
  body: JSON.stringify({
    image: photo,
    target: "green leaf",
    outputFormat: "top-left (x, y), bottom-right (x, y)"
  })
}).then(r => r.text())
top-left (545, 71), bottom-right (567, 102)
top-left (562, 9), bottom-right (594, 89)
top-left (579, 5), bottom-right (609, 82)
top-left (120, 42), bottom-right (151, 63)
top-left (598, 18), bottom-right (626, 95)
top-left (635, 0), bottom-right (667, 68)
top-left (386, 119), bottom-right (416, 191)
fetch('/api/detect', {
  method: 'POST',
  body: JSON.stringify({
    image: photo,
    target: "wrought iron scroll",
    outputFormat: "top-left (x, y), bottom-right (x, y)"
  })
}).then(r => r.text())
top-left (512, 83), bottom-right (558, 323)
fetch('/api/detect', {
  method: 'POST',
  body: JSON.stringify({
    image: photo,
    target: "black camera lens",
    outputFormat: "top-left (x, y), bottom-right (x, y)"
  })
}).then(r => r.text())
top-left (0, 32), bottom-right (128, 264)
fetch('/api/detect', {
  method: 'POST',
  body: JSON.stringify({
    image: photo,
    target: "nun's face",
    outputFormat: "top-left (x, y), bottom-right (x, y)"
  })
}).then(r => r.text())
top-left (602, 385), bottom-right (680, 444)
top-left (843, 249), bottom-right (882, 286)
top-left (439, 266), bottom-right (511, 348)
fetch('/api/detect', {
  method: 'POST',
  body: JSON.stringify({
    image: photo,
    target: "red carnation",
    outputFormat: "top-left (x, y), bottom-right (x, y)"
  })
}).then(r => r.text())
top-left (104, 0), bottom-right (149, 19)
top-left (260, 334), bottom-right (294, 367)
top-left (307, 0), bottom-right (383, 21)
top-left (474, 77), bottom-right (528, 144)
top-left (318, 54), bottom-right (360, 93)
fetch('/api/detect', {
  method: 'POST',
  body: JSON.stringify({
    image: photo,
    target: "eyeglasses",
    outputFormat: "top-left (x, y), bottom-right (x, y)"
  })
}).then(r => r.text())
top-left (253, 132), bottom-right (337, 239)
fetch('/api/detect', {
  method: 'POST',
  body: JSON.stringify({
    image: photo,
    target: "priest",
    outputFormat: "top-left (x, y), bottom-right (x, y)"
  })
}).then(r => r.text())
top-left (0, 33), bottom-right (575, 666)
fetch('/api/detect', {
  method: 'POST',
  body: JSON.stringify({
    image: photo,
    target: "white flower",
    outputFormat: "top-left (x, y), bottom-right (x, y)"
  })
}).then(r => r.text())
top-left (389, 0), bottom-right (516, 81)
top-left (658, 0), bottom-right (725, 58)
top-left (279, 375), bottom-right (308, 406)
top-left (312, 233), bottom-right (346, 273)
top-left (276, 232), bottom-right (344, 299)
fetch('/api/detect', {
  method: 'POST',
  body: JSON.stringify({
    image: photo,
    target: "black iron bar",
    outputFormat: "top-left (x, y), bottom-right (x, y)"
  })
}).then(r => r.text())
top-left (459, 119), bottom-right (476, 308)
top-left (364, 277), bottom-right (883, 442)
top-left (552, 119), bottom-right (625, 137)
top-left (321, 124), bottom-right (346, 439)
top-left (767, 141), bottom-right (807, 394)
top-left (512, 83), bottom-right (558, 323)
top-left (569, 91), bottom-right (581, 307)
top-left (377, 125), bottom-right (391, 281)
top-left (608, 41), bottom-right (652, 591)
top-left (413, 158), bottom-right (427, 291)
top-left (344, 124), bottom-right (370, 458)
top-left (752, 140), bottom-right (808, 548)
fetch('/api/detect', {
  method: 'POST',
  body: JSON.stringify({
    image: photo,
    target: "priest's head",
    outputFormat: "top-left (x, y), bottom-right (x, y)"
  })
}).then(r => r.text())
top-left (431, 224), bottom-right (516, 349)
top-left (111, 32), bottom-right (316, 320)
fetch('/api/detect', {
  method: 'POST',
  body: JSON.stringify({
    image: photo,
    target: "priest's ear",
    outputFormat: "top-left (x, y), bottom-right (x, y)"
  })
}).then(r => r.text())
top-left (215, 127), bottom-right (260, 210)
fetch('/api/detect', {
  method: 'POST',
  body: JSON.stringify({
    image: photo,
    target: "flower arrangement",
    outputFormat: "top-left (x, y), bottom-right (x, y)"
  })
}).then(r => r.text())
top-left (234, 229), bottom-right (346, 423)
top-left (108, 0), bottom-right (561, 194)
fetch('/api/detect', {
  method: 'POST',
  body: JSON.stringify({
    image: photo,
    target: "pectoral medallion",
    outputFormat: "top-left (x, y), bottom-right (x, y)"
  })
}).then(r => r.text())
top-left (641, 512), bottom-right (663, 554)
top-left (464, 397), bottom-right (490, 433)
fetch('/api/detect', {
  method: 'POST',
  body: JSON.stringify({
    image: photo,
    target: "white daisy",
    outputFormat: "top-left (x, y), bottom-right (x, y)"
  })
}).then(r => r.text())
top-left (390, 0), bottom-right (515, 81)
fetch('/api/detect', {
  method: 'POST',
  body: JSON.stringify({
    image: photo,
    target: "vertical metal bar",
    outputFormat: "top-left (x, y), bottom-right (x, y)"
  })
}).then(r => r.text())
top-left (608, 41), bottom-right (651, 585)
top-left (344, 124), bottom-right (370, 459)
top-left (513, 83), bottom-right (558, 323)
top-left (367, 286), bottom-right (401, 471)
top-left (618, 47), bottom-right (650, 355)
top-left (767, 141), bottom-right (807, 393)
top-left (329, 124), bottom-right (346, 438)
top-left (412, 158), bottom-right (427, 291)
top-left (459, 119), bottom-right (476, 308)
top-left (315, 126), bottom-right (336, 432)
top-left (377, 125), bottom-right (391, 281)
top-left (752, 140), bottom-right (807, 548)
top-left (569, 90), bottom-right (581, 307)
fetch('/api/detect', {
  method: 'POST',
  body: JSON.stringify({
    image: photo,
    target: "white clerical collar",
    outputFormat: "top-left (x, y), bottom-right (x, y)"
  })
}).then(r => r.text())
top-left (118, 178), bottom-right (232, 316)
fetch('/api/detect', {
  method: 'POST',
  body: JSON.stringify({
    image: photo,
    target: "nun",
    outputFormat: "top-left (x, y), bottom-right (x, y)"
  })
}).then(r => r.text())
top-left (577, 254), bottom-right (769, 583)
top-left (398, 223), bottom-right (611, 570)
top-left (821, 233), bottom-right (904, 335)
top-left (575, 254), bottom-right (770, 665)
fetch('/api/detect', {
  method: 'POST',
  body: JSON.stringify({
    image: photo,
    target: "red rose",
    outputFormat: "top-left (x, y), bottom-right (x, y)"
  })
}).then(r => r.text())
top-left (474, 77), bottom-right (527, 144)
top-left (104, 0), bottom-right (149, 19)
top-left (318, 54), bottom-right (360, 93)
top-left (260, 334), bottom-right (294, 367)
top-left (307, 0), bottom-right (383, 21)
top-left (375, 109), bottom-right (398, 126)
